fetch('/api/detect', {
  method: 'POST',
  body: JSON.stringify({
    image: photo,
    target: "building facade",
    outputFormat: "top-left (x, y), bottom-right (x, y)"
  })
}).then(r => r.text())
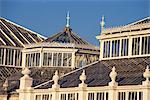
top-left (0, 13), bottom-right (100, 100)
top-left (0, 16), bottom-right (150, 100)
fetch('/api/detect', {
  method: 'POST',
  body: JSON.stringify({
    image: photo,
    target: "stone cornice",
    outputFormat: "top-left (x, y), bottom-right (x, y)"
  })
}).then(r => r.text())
top-left (24, 42), bottom-right (99, 51)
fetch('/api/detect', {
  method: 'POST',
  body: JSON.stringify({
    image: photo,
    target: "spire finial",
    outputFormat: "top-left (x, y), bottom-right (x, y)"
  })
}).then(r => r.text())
top-left (100, 15), bottom-right (105, 30)
top-left (66, 11), bottom-right (70, 27)
top-left (22, 67), bottom-right (31, 77)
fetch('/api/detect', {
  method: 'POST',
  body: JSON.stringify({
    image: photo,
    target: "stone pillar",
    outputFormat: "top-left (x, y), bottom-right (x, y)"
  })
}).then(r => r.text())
top-left (0, 95), bottom-right (7, 100)
top-left (1, 79), bottom-right (8, 100)
top-left (78, 70), bottom-right (87, 100)
top-left (108, 67), bottom-right (118, 100)
top-left (3, 79), bottom-right (8, 92)
top-left (17, 67), bottom-right (34, 100)
top-left (51, 70), bottom-right (60, 100)
top-left (142, 66), bottom-right (150, 100)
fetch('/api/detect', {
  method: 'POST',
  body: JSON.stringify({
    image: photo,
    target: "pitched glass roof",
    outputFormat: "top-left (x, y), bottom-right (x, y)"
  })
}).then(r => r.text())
top-left (0, 18), bottom-right (45, 47)
top-left (44, 27), bottom-right (90, 45)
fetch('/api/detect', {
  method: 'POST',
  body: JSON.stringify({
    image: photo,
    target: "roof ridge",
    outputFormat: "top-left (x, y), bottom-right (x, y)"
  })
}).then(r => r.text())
top-left (44, 32), bottom-right (63, 42)
top-left (33, 61), bottom-right (99, 89)
top-left (103, 16), bottom-right (150, 30)
top-left (125, 16), bottom-right (150, 27)
top-left (43, 27), bottom-right (97, 46)
top-left (71, 31), bottom-right (90, 45)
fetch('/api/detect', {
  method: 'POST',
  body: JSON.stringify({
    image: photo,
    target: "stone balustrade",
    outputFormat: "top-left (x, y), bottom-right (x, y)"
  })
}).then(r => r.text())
top-left (15, 66), bottom-right (150, 100)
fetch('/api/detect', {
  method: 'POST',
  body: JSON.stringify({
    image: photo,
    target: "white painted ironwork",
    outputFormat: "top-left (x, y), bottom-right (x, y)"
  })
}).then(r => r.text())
top-left (66, 11), bottom-right (70, 27)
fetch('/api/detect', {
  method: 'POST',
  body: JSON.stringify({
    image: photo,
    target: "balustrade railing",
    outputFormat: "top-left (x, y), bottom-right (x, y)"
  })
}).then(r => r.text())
top-left (33, 85), bottom-right (146, 100)
top-left (16, 66), bottom-right (150, 100)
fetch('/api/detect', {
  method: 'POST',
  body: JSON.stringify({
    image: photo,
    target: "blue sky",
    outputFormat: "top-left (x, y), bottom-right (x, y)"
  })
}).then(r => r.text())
top-left (0, 0), bottom-right (149, 46)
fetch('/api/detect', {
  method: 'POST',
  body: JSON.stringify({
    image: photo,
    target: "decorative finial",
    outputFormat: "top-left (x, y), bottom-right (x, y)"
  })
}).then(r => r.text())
top-left (143, 66), bottom-right (150, 85)
top-left (100, 15), bottom-right (105, 30)
top-left (52, 70), bottom-right (60, 88)
top-left (79, 70), bottom-right (87, 87)
top-left (109, 66), bottom-right (118, 86)
top-left (22, 67), bottom-right (31, 77)
top-left (20, 67), bottom-right (33, 89)
top-left (66, 11), bottom-right (70, 27)
top-left (3, 78), bottom-right (8, 91)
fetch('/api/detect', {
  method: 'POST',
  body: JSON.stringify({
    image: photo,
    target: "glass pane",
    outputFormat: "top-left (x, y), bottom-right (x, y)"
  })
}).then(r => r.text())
top-left (112, 40), bottom-right (120, 57)
top-left (68, 53), bottom-right (72, 66)
top-left (68, 93), bottom-right (75, 100)
top-left (5, 49), bottom-right (14, 65)
top-left (36, 53), bottom-right (40, 66)
top-left (35, 95), bottom-right (41, 100)
top-left (43, 53), bottom-right (48, 66)
top-left (58, 53), bottom-right (62, 66)
top-left (103, 41), bottom-right (110, 58)
top-left (0, 48), bottom-right (4, 65)
top-left (141, 36), bottom-right (150, 54)
top-left (63, 53), bottom-right (67, 66)
top-left (88, 93), bottom-right (94, 100)
top-left (42, 94), bottom-right (49, 100)
top-left (121, 39), bottom-right (129, 56)
top-left (132, 37), bottom-right (140, 55)
top-left (53, 53), bottom-right (57, 66)
top-left (48, 53), bottom-right (52, 66)
top-left (60, 94), bottom-right (66, 100)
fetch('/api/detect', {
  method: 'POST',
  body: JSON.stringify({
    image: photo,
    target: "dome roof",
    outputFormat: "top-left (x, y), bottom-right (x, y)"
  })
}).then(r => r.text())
top-left (44, 27), bottom-right (90, 45)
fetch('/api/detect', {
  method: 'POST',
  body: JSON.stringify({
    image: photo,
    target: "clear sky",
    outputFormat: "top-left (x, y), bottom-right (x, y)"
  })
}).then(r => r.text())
top-left (0, 0), bottom-right (149, 46)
